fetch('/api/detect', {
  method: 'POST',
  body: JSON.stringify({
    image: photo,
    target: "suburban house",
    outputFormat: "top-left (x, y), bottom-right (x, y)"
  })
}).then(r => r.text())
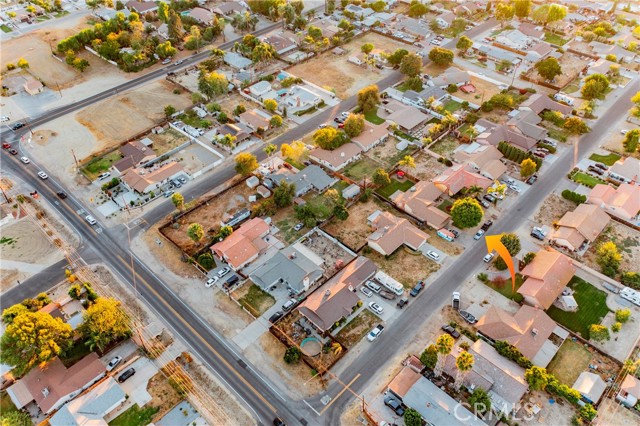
top-left (495, 29), bottom-right (534, 51)
top-left (517, 249), bottom-right (576, 310)
top-left (224, 51), bottom-right (252, 70)
top-left (588, 183), bottom-right (640, 222)
top-left (506, 109), bottom-right (547, 142)
top-left (585, 58), bottom-right (618, 77)
top-left (453, 1), bottom-right (481, 16)
top-left (111, 139), bottom-right (156, 176)
top-left (125, 0), bottom-right (158, 13)
top-left (210, 217), bottom-right (270, 270)
top-left (96, 7), bottom-right (131, 20)
top-left (212, 1), bottom-right (245, 16)
top-left (284, 86), bottom-right (323, 109)
top-left (519, 93), bottom-right (573, 116)
top-left (49, 377), bottom-right (126, 426)
top-left (434, 11), bottom-right (455, 28)
top-left (267, 165), bottom-right (337, 197)
top-left (380, 100), bottom-right (429, 133)
top-left (6, 353), bottom-right (105, 415)
top-left (476, 305), bottom-right (569, 367)
top-left (218, 123), bottom-right (251, 142)
top-left (309, 143), bottom-right (363, 172)
top-left (121, 161), bottom-right (184, 194)
top-left (616, 374), bottom-right (640, 408)
top-left (24, 78), bottom-right (44, 96)
top-left (390, 181), bottom-right (449, 229)
top-left (187, 7), bottom-right (213, 24)
top-left (238, 109), bottom-right (272, 133)
top-left (444, 339), bottom-right (529, 415)
top-left (362, 11), bottom-right (395, 28)
top-left (551, 204), bottom-right (611, 252)
top-left (387, 365), bottom-right (485, 425)
top-left (366, 210), bottom-right (428, 256)
top-left (517, 22), bottom-right (544, 39)
top-left (454, 143), bottom-right (507, 180)
top-left (475, 119), bottom-right (538, 151)
top-left (263, 34), bottom-right (297, 55)
top-left (433, 163), bottom-right (493, 196)
top-left (609, 157), bottom-right (640, 184)
top-left (589, 40), bottom-right (634, 63)
top-left (249, 80), bottom-right (272, 100)
top-left (297, 256), bottom-right (376, 333)
top-left (157, 22), bottom-right (169, 39)
top-left (250, 244), bottom-right (324, 295)
top-left (428, 69), bottom-right (471, 89)
top-left (403, 86), bottom-right (446, 107)
top-left (573, 372), bottom-right (607, 404)
top-left (393, 16), bottom-right (431, 38)
top-left (344, 3), bottom-right (375, 18)
top-left (351, 122), bottom-right (389, 152)
top-left (474, 43), bottom-right (521, 66)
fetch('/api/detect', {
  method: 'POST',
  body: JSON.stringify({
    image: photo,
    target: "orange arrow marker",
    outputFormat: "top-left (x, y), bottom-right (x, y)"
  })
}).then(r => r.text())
top-left (485, 234), bottom-right (516, 293)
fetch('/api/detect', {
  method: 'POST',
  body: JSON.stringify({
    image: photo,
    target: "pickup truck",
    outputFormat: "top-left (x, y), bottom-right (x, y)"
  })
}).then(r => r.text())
top-left (380, 290), bottom-right (397, 300)
top-left (367, 325), bottom-right (384, 342)
top-left (452, 292), bottom-right (460, 310)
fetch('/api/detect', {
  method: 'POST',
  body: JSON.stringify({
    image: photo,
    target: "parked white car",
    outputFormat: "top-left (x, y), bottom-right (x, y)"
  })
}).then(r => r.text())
top-left (205, 277), bottom-right (218, 288)
top-left (369, 302), bottom-right (384, 315)
top-left (426, 250), bottom-right (440, 261)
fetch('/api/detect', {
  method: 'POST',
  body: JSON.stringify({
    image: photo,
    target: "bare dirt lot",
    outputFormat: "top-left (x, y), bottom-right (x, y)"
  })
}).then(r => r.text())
top-left (366, 136), bottom-right (416, 169)
top-left (584, 222), bottom-right (640, 274)
top-left (76, 80), bottom-right (192, 150)
top-left (364, 247), bottom-right (440, 288)
top-left (412, 151), bottom-right (448, 181)
top-left (287, 33), bottom-right (414, 98)
top-left (148, 128), bottom-right (190, 156)
top-left (534, 193), bottom-right (577, 225)
top-left (523, 52), bottom-right (589, 89)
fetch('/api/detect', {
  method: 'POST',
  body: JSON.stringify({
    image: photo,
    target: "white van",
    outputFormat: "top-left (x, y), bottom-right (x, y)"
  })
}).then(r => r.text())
top-left (365, 280), bottom-right (382, 294)
top-left (282, 299), bottom-right (296, 312)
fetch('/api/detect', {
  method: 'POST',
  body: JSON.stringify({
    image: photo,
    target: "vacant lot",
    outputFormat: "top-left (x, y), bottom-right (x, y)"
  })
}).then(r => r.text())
top-left (76, 80), bottom-right (192, 151)
top-left (412, 152), bottom-right (447, 181)
top-left (336, 309), bottom-right (379, 348)
top-left (288, 33), bottom-right (413, 98)
top-left (235, 283), bottom-right (275, 317)
top-left (146, 372), bottom-right (183, 422)
top-left (430, 136), bottom-right (459, 156)
top-left (366, 137), bottom-right (415, 169)
top-left (546, 276), bottom-right (610, 339)
top-left (450, 74), bottom-right (502, 104)
top-left (161, 179), bottom-right (252, 253)
top-left (343, 157), bottom-right (383, 181)
top-left (583, 222), bottom-right (640, 275)
top-left (546, 339), bottom-right (592, 386)
top-left (323, 198), bottom-right (394, 250)
top-left (534, 193), bottom-right (576, 225)
top-left (364, 248), bottom-right (439, 289)
top-left (149, 128), bottom-right (190, 155)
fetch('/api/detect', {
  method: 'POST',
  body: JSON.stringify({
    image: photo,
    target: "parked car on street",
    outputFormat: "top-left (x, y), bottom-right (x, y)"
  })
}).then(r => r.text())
top-left (269, 311), bottom-right (284, 323)
top-left (473, 229), bottom-right (485, 240)
top-left (481, 221), bottom-right (493, 231)
top-left (483, 252), bottom-right (495, 262)
top-left (8, 148), bottom-right (17, 155)
top-left (397, 297), bottom-right (409, 309)
top-left (452, 292), bottom-right (460, 310)
top-left (526, 174), bottom-right (538, 185)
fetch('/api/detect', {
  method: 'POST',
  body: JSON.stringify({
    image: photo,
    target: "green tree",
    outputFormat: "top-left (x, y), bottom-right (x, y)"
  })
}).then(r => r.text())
top-left (428, 47), bottom-right (454, 66)
top-left (451, 197), bottom-right (484, 228)
top-left (434, 334), bottom-right (454, 376)
top-left (343, 113), bottom-right (365, 137)
top-left (2, 304), bottom-right (28, 324)
top-left (281, 141), bottom-right (306, 161)
top-left (313, 127), bottom-right (348, 150)
top-left (157, 1), bottom-right (169, 22)
top-left (525, 366), bottom-right (549, 390)
top-left (630, 91), bottom-right (640, 117)
top-left (495, 2), bottom-right (515, 27)
top-left (596, 241), bottom-right (622, 276)
top-left (579, 404), bottom-right (597, 422)
top-left (420, 344), bottom-right (438, 369)
top-left (469, 388), bottom-right (491, 414)
top-left (270, 115), bottom-right (283, 127)
top-left (623, 129), bottom-right (640, 152)
top-left (171, 192), bottom-right (184, 211)
top-left (386, 48), bottom-right (409, 66)
top-left (356, 85), bottom-right (380, 112)
top-left (398, 155), bottom-right (416, 169)
top-left (370, 0), bottom-right (385, 12)
top-left (155, 41), bottom-right (176, 58)
top-left (532, 3), bottom-right (567, 26)
top-left (333, 204), bottom-right (349, 220)
top-left (263, 98), bottom-right (278, 112)
top-left (219, 225), bottom-right (233, 239)
top-left (168, 9), bottom-right (185, 41)
top-left (235, 152), bottom-right (258, 176)
top-left (273, 181), bottom-right (296, 208)
top-left (361, 42), bottom-right (374, 54)
top-left (581, 73), bottom-right (610, 100)
top-left (399, 52), bottom-right (422, 77)
top-left (520, 158), bottom-right (537, 178)
top-left (513, 0), bottom-right (532, 18)
top-left (1, 411), bottom-right (31, 426)
top-left (403, 408), bottom-right (422, 426)
top-left (284, 346), bottom-right (301, 363)
top-left (535, 57), bottom-right (562, 81)
top-left (564, 117), bottom-right (590, 135)
top-left (454, 351), bottom-right (474, 390)
top-left (197, 252), bottom-right (215, 270)
top-left (408, 2), bottom-right (428, 17)
top-left (198, 71), bottom-right (228, 100)
top-left (494, 233), bottom-right (521, 270)
top-left (589, 324), bottom-right (610, 341)
top-left (0, 312), bottom-right (73, 374)
top-left (523, 252), bottom-right (536, 266)
top-left (251, 42), bottom-right (275, 68)
top-left (81, 298), bottom-right (131, 352)
top-left (456, 35), bottom-right (473, 55)
top-left (373, 169), bottom-right (390, 186)
top-left (17, 58), bottom-right (29, 69)
top-left (187, 223), bottom-right (205, 245)
top-left (615, 308), bottom-right (631, 323)
top-left (612, 322), bottom-right (622, 333)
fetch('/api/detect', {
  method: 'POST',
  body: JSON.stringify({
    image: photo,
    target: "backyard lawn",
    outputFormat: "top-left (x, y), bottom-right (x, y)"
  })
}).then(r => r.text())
top-left (376, 178), bottom-right (414, 199)
top-left (483, 274), bottom-right (524, 302)
top-left (544, 32), bottom-right (568, 46)
top-left (109, 404), bottom-right (159, 426)
top-left (430, 137), bottom-right (459, 156)
top-left (364, 109), bottom-right (385, 124)
top-left (570, 171), bottom-right (607, 188)
top-left (437, 199), bottom-right (453, 213)
top-left (343, 157), bottom-right (381, 181)
top-left (547, 339), bottom-right (592, 386)
top-left (237, 284), bottom-right (275, 317)
top-left (442, 99), bottom-right (462, 113)
top-left (336, 309), bottom-right (378, 348)
top-left (81, 150), bottom-right (123, 180)
top-left (589, 152), bottom-right (621, 166)
top-left (546, 276), bottom-right (610, 339)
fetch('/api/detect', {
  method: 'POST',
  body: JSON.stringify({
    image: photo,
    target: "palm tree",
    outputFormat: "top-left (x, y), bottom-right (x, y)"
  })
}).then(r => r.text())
top-left (434, 334), bottom-right (454, 377)
top-left (454, 351), bottom-right (474, 390)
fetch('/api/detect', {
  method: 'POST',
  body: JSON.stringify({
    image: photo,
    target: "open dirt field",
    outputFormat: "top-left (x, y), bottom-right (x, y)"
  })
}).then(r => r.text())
top-left (523, 52), bottom-right (589, 89)
top-left (584, 222), bottom-right (640, 274)
top-left (287, 33), bottom-right (413, 98)
top-left (142, 225), bottom-right (202, 279)
top-left (366, 136), bottom-right (416, 169)
top-left (364, 247), bottom-right (440, 288)
top-left (323, 198), bottom-right (396, 251)
top-left (534, 193), bottom-right (577, 225)
top-left (161, 182), bottom-right (254, 253)
top-left (148, 128), bottom-right (190, 156)
top-left (75, 80), bottom-right (192, 150)
top-left (412, 151), bottom-right (448, 181)
top-left (146, 372), bottom-right (183, 422)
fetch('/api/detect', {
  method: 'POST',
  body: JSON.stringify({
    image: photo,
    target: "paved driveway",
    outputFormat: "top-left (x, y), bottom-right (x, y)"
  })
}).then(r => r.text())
top-left (117, 357), bottom-right (158, 406)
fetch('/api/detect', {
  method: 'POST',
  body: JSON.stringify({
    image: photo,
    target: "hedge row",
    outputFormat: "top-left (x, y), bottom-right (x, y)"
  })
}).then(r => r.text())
top-left (497, 141), bottom-right (543, 170)
top-left (561, 189), bottom-right (586, 204)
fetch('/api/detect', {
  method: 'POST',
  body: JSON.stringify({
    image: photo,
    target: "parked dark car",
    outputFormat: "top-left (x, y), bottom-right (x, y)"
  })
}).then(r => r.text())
top-left (10, 122), bottom-right (25, 131)
top-left (410, 281), bottom-right (424, 297)
top-left (269, 311), bottom-right (284, 323)
top-left (8, 149), bottom-right (17, 155)
top-left (117, 368), bottom-right (136, 383)
top-left (483, 194), bottom-right (496, 203)
top-left (56, 192), bottom-right (67, 199)
top-left (447, 228), bottom-right (459, 238)
top-left (588, 165), bottom-right (604, 175)
top-left (441, 324), bottom-right (460, 339)
top-left (531, 230), bottom-right (545, 241)
top-left (594, 163), bottom-right (608, 170)
top-left (459, 310), bottom-right (477, 324)
top-left (526, 174), bottom-right (538, 185)
top-left (397, 297), bottom-right (409, 309)
top-left (480, 220), bottom-right (493, 231)
top-left (273, 418), bottom-right (286, 426)
top-left (384, 396), bottom-right (405, 416)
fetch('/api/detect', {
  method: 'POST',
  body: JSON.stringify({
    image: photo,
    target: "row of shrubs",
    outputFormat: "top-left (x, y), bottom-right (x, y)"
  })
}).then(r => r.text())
top-left (561, 189), bottom-right (587, 204)
top-left (497, 141), bottom-right (543, 170)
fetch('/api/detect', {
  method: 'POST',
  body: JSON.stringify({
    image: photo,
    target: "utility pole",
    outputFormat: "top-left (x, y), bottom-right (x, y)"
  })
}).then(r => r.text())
top-left (71, 149), bottom-right (80, 171)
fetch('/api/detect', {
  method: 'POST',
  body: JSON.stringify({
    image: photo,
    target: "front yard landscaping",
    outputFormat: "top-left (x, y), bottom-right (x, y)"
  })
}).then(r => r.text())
top-left (589, 152), bottom-right (621, 166)
top-left (483, 274), bottom-right (524, 302)
top-left (376, 178), bottom-right (414, 199)
top-left (546, 276), bottom-right (610, 339)
top-left (570, 171), bottom-right (607, 188)
top-left (364, 247), bottom-right (439, 289)
top-left (364, 109), bottom-right (385, 124)
top-left (236, 284), bottom-right (276, 317)
top-left (546, 339), bottom-right (592, 386)
top-left (336, 309), bottom-right (379, 348)
top-left (109, 404), bottom-right (159, 426)
top-left (81, 150), bottom-right (123, 180)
